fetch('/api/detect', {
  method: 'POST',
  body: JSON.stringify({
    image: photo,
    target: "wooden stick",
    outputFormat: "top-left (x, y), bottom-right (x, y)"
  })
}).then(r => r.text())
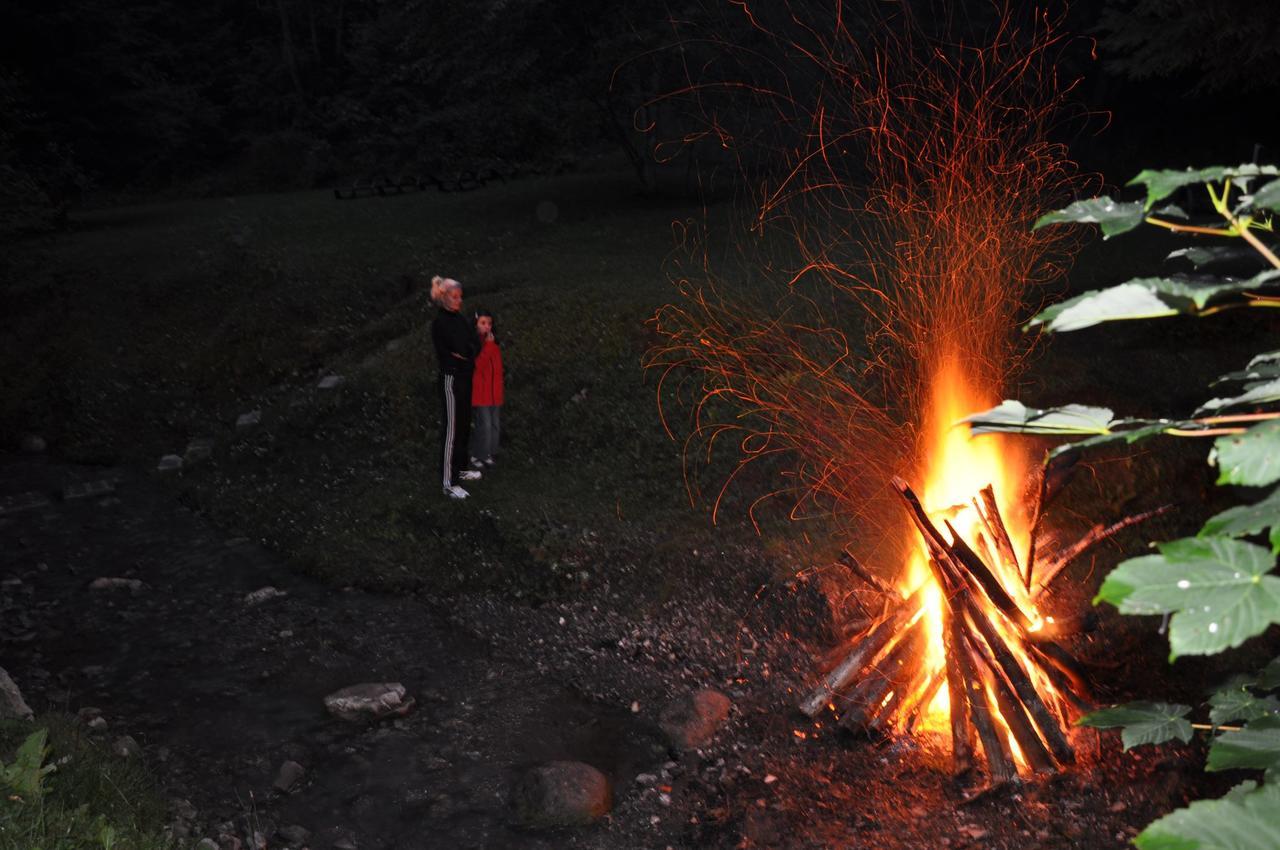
top-left (904, 668), bottom-right (946, 735)
top-left (965, 616), bottom-right (1056, 774)
top-left (838, 617), bottom-right (928, 730)
top-left (942, 600), bottom-right (975, 773)
top-left (956, 627), bottom-right (1016, 783)
top-left (977, 485), bottom-right (1020, 575)
top-left (944, 520), bottom-right (1037, 632)
top-left (1025, 640), bottom-right (1091, 700)
top-left (960, 597), bottom-right (1076, 766)
top-left (838, 549), bottom-right (897, 596)
top-left (1031, 506), bottom-right (1172, 598)
top-left (892, 478), bottom-right (1034, 631)
top-left (866, 631), bottom-right (933, 732)
top-left (798, 585), bottom-right (927, 717)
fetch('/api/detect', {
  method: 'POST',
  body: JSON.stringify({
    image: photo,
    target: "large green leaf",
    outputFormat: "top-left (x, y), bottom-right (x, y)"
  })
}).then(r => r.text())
top-left (1200, 486), bottom-right (1280, 553)
top-left (1096, 537), bottom-right (1280, 658)
top-left (1033, 197), bottom-right (1145, 238)
top-left (1214, 361), bottom-right (1280, 385)
top-left (1135, 781), bottom-right (1280, 850)
top-left (1209, 684), bottom-right (1280, 725)
top-left (1199, 379), bottom-right (1280, 413)
top-left (1077, 702), bottom-right (1193, 750)
top-left (1030, 281), bottom-right (1177, 331)
top-left (1207, 715), bottom-right (1280, 772)
top-left (1045, 423), bottom-right (1173, 461)
top-left (1168, 245), bottom-right (1273, 268)
top-left (1128, 164), bottom-right (1280, 210)
top-left (1246, 178), bottom-right (1280, 213)
top-left (960, 400), bottom-right (1116, 435)
top-left (1258, 657), bottom-right (1280, 691)
top-left (1212, 420), bottom-right (1280, 486)
top-left (1029, 271), bottom-right (1280, 332)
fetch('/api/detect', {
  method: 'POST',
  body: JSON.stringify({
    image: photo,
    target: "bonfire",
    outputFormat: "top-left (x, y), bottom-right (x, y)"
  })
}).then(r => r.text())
top-left (646, 4), bottom-right (1129, 784)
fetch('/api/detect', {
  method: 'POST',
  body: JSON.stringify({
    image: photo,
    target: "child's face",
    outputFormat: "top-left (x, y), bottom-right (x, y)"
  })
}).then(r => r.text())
top-left (476, 316), bottom-right (493, 338)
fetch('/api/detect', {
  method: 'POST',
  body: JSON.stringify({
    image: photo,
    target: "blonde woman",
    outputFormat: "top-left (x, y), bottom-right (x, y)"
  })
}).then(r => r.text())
top-left (430, 276), bottom-right (482, 498)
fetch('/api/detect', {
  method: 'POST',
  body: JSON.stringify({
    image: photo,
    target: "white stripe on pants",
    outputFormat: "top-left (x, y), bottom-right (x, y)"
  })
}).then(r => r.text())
top-left (441, 374), bottom-right (455, 488)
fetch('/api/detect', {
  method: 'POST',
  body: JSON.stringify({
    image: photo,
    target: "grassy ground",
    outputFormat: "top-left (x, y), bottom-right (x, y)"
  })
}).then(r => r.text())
top-left (0, 717), bottom-right (175, 850)
top-left (1, 170), bottom-right (779, 600)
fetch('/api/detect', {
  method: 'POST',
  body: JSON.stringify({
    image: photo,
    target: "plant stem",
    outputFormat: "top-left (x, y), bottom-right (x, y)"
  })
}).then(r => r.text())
top-left (1195, 412), bottom-right (1280, 425)
top-left (1165, 427), bottom-right (1247, 437)
top-left (1237, 225), bottom-right (1280, 269)
top-left (1145, 217), bottom-right (1235, 237)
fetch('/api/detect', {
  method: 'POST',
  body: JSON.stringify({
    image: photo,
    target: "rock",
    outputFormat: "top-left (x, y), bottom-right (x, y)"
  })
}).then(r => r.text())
top-left (113, 735), bottom-right (141, 758)
top-left (157, 454), bottom-right (184, 472)
top-left (317, 374), bottom-right (344, 389)
top-left (62, 480), bottom-right (115, 500)
top-left (659, 688), bottom-right (732, 750)
top-left (184, 438), bottom-right (215, 465)
top-left (273, 759), bottom-right (305, 792)
top-left (89, 577), bottom-right (145, 593)
top-left (0, 667), bottom-right (34, 720)
top-left (277, 824), bottom-right (311, 845)
top-left (236, 410), bottom-right (261, 429)
top-left (195, 840), bottom-right (219, 850)
top-left (322, 682), bottom-right (414, 722)
top-left (0, 490), bottom-right (51, 515)
top-left (19, 434), bottom-right (46, 453)
top-left (513, 761), bottom-right (612, 828)
top-left (244, 586), bottom-right (288, 606)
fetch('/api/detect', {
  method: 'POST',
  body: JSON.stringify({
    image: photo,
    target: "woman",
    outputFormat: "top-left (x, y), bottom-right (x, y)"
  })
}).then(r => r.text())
top-left (430, 275), bottom-right (482, 499)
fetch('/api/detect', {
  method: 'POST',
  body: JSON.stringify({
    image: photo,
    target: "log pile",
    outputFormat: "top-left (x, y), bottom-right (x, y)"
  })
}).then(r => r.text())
top-left (800, 477), bottom-right (1094, 783)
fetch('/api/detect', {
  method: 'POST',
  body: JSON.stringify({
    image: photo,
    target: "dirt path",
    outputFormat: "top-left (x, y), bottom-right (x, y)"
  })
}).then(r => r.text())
top-left (0, 453), bottom-right (667, 850)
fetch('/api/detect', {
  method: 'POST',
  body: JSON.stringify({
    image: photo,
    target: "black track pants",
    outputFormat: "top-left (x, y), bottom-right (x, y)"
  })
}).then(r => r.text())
top-left (438, 373), bottom-right (473, 488)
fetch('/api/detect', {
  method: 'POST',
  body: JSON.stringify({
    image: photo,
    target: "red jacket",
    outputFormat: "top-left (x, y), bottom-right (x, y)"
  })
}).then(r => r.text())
top-left (471, 338), bottom-right (504, 406)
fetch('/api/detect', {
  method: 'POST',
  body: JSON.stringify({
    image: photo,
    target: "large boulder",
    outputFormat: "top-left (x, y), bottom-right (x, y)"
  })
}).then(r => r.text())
top-left (513, 761), bottom-right (612, 828)
top-left (659, 687), bottom-right (732, 750)
top-left (322, 682), bottom-right (413, 722)
top-left (0, 667), bottom-right (33, 720)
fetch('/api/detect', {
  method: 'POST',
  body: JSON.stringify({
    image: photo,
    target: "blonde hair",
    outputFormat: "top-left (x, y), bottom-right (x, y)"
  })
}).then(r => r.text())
top-left (430, 275), bottom-right (461, 306)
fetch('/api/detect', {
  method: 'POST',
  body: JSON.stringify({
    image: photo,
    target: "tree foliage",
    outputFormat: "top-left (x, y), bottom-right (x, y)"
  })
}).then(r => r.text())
top-left (973, 166), bottom-right (1280, 846)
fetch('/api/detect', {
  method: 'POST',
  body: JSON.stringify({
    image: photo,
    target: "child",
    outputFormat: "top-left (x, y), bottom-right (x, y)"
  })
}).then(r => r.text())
top-left (469, 309), bottom-right (504, 468)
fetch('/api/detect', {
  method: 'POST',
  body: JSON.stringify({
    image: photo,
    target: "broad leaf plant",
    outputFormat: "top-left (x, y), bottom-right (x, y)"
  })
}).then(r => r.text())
top-left (965, 165), bottom-right (1280, 847)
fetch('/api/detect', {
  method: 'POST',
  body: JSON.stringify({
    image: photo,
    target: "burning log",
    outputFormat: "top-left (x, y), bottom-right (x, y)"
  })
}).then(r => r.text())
top-left (799, 477), bottom-right (1093, 786)
top-left (799, 584), bottom-right (928, 718)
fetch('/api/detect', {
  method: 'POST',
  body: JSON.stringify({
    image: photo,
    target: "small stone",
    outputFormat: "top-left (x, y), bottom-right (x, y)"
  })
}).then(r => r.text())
top-left (277, 824), bottom-right (311, 845)
top-left (113, 735), bottom-right (141, 758)
top-left (323, 682), bottom-right (414, 722)
top-left (236, 410), bottom-right (261, 429)
top-left (273, 760), bottom-right (305, 792)
top-left (195, 840), bottom-right (219, 850)
top-left (19, 434), bottom-right (46, 453)
top-left (0, 667), bottom-right (34, 720)
top-left (513, 761), bottom-right (612, 828)
top-left (157, 454), bottom-right (184, 472)
top-left (317, 375), bottom-right (344, 389)
top-left (184, 438), bottom-right (215, 465)
top-left (89, 577), bottom-right (145, 593)
top-left (62, 480), bottom-right (115, 500)
top-left (88, 716), bottom-right (109, 731)
top-left (659, 688), bottom-right (732, 750)
top-left (244, 586), bottom-right (287, 606)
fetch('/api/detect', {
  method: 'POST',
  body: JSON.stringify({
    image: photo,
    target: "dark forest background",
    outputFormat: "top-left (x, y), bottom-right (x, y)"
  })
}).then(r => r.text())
top-left (3, 0), bottom-right (1278, 234)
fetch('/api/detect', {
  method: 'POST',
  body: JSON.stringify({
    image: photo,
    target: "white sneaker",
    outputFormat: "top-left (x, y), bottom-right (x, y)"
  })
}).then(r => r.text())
top-left (459, 469), bottom-right (482, 481)
top-left (469, 457), bottom-right (484, 469)
top-left (482, 457), bottom-right (496, 467)
top-left (443, 485), bottom-right (469, 499)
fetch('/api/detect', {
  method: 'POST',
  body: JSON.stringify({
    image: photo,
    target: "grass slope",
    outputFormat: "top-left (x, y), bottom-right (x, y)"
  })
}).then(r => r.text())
top-left (1, 172), bottom-right (772, 599)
